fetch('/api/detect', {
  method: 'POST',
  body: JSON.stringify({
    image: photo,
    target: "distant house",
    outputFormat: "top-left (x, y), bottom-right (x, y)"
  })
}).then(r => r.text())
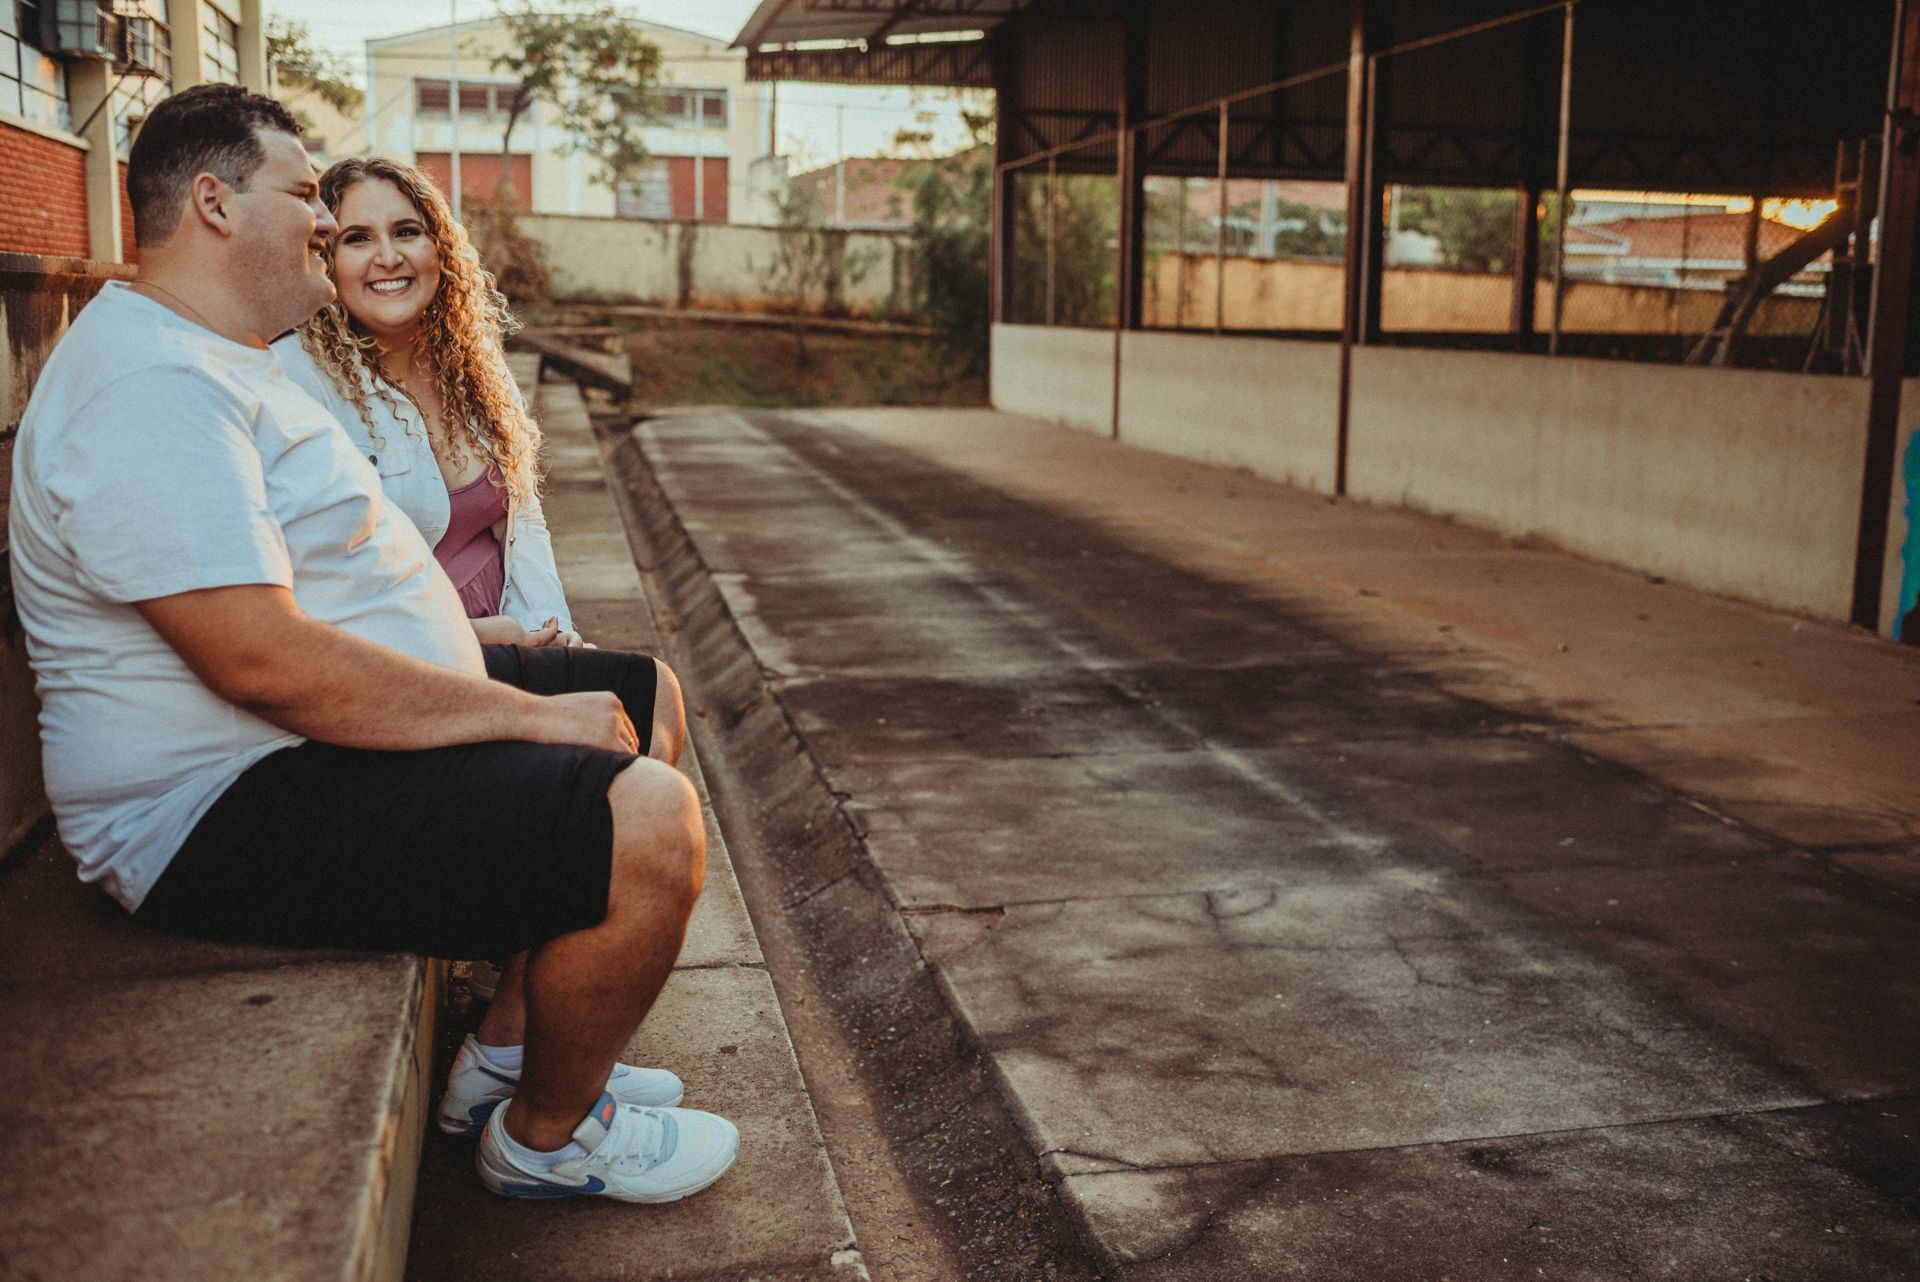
top-left (362, 16), bottom-right (774, 223)
top-left (1563, 210), bottom-right (1823, 292)
top-left (788, 148), bottom-right (986, 230)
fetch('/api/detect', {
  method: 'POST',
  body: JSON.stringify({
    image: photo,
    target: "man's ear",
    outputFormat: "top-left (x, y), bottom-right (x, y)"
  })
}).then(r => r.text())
top-left (187, 172), bottom-right (235, 238)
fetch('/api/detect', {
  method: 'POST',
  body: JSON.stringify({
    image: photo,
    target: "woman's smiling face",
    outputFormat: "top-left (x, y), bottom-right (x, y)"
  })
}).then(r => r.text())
top-left (330, 178), bottom-right (443, 344)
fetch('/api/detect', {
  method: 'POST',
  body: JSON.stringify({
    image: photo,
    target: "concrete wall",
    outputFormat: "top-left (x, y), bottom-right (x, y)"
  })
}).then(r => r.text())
top-left (1143, 252), bottom-right (1821, 336)
top-left (0, 254), bottom-right (127, 854)
top-left (517, 213), bottom-right (913, 317)
top-left (990, 322), bottom-right (1918, 631)
top-left (990, 324), bottom-right (1115, 434)
top-left (1118, 331), bottom-right (1341, 492)
top-left (1346, 347), bottom-right (1869, 619)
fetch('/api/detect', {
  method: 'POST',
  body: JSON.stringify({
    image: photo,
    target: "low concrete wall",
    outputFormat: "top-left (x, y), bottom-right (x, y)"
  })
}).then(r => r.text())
top-left (989, 322), bottom-right (1918, 629)
top-left (1118, 330), bottom-right (1341, 492)
top-left (517, 213), bottom-right (914, 318)
top-left (989, 324), bottom-right (1115, 435)
top-left (1347, 347), bottom-right (1869, 619)
top-left (1, 253), bottom-right (127, 854)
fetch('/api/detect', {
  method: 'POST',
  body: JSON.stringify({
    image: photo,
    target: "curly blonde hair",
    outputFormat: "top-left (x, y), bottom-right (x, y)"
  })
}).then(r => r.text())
top-left (298, 157), bottom-right (539, 504)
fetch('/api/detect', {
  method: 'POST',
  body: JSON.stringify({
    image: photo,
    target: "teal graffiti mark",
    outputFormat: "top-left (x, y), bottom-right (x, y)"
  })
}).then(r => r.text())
top-left (1900, 432), bottom-right (1920, 642)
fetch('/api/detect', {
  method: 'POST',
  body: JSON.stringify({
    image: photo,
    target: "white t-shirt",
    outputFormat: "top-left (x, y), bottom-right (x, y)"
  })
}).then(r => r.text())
top-left (7, 283), bottom-right (484, 911)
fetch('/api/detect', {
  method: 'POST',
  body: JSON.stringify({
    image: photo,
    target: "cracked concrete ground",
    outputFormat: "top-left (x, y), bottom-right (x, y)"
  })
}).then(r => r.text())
top-left (628, 406), bottom-right (1920, 1281)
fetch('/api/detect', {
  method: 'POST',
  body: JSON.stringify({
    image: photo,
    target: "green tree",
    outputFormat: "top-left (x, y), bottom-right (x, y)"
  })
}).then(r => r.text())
top-left (899, 113), bottom-right (994, 373)
top-left (267, 17), bottom-right (364, 120)
top-left (488, 1), bottom-right (664, 196)
top-left (1395, 186), bottom-right (1517, 273)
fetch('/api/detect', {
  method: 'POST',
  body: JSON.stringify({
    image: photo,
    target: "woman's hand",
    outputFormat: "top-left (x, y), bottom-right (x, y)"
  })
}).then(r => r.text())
top-left (470, 615), bottom-right (560, 647)
top-left (526, 616), bottom-right (587, 649)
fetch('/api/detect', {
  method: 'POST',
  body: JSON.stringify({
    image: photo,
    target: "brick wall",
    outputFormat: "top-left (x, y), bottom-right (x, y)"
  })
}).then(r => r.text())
top-left (118, 162), bottom-right (136, 264)
top-left (0, 122), bottom-right (89, 259)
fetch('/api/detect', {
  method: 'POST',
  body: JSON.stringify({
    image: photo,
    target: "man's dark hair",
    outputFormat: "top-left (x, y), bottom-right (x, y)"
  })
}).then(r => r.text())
top-left (126, 83), bottom-right (302, 248)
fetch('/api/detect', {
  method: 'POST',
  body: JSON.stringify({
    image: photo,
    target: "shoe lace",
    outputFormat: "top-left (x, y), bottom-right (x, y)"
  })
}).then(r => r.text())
top-left (604, 1104), bottom-right (676, 1170)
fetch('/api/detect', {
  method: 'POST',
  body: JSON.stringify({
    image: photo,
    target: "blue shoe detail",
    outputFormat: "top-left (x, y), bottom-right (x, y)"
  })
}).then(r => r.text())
top-left (496, 1175), bottom-right (606, 1199)
top-left (458, 1100), bottom-right (501, 1137)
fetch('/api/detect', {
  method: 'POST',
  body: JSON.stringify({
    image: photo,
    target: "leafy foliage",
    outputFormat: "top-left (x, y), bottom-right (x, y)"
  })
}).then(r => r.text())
top-left (465, 192), bottom-right (553, 304)
top-left (488, 1), bottom-right (664, 193)
top-left (900, 131), bottom-right (993, 373)
top-left (1395, 187), bottom-right (1518, 273)
top-left (267, 17), bottom-right (364, 119)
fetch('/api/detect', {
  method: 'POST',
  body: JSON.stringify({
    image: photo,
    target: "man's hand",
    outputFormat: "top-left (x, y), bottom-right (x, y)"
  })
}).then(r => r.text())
top-left (529, 691), bottom-right (640, 755)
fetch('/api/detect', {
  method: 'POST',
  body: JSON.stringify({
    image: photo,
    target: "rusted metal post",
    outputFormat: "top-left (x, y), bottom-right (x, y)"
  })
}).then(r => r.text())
top-left (1216, 99), bottom-right (1230, 334)
top-left (1336, 0), bottom-right (1374, 497)
top-left (989, 33), bottom-right (1016, 326)
top-left (1854, 0), bottom-right (1920, 632)
top-left (1548, 0), bottom-right (1575, 356)
top-left (1045, 153), bottom-right (1058, 326)
top-left (1512, 183), bottom-right (1540, 337)
top-left (1111, 0), bottom-right (1148, 440)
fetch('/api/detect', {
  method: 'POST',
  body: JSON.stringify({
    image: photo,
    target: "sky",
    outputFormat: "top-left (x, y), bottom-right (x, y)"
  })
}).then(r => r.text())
top-left (265, 0), bottom-right (984, 169)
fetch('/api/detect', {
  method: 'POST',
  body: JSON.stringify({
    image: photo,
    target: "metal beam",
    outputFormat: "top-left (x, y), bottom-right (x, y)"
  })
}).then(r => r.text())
top-left (1548, 1), bottom-right (1574, 356)
top-left (1336, 0), bottom-right (1375, 498)
top-left (1854, 0), bottom-right (1920, 634)
top-left (745, 41), bottom-right (992, 84)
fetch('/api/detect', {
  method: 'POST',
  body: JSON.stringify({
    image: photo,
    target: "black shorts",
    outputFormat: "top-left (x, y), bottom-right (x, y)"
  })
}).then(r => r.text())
top-left (137, 645), bottom-right (661, 958)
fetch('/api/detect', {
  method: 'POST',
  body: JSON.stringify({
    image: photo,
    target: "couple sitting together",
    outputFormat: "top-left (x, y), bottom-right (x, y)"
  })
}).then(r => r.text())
top-left (8, 82), bottom-right (736, 1203)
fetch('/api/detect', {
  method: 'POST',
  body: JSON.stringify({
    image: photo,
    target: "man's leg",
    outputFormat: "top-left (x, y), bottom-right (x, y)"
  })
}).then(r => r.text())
top-left (472, 648), bottom-right (690, 1048)
top-left (499, 756), bottom-right (706, 1151)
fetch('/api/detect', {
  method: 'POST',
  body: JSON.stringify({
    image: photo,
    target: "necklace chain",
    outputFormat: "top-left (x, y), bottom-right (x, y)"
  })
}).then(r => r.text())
top-left (133, 279), bottom-right (216, 331)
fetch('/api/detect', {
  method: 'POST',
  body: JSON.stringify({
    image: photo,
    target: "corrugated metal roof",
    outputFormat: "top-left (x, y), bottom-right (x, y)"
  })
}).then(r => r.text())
top-left (736, 0), bottom-right (1039, 51)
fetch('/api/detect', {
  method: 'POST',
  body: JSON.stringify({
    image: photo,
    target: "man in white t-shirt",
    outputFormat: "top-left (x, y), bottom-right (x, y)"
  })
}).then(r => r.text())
top-left (6, 84), bottom-right (736, 1205)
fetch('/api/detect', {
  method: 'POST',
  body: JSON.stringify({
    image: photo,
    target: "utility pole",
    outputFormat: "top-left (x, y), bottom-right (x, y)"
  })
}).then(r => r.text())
top-left (834, 103), bottom-right (846, 227)
top-left (448, 0), bottom-right (462, 218)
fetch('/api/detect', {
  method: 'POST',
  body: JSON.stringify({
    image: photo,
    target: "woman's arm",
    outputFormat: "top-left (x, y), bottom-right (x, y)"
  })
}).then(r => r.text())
top-left (499, 484), bottom-right (580, 641)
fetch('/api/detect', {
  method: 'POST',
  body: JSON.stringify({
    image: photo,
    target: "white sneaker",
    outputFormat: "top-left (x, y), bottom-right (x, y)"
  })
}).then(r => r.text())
top-left (476, 1092), bottom-right (739, 1203)
top-left (437, 1035), bottom-right (685, 1137)
top-left (467, 961), bottom-right (501, 1003)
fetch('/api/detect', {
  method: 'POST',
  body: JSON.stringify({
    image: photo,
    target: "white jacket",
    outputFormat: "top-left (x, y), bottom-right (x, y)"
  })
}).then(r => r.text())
top-left (272, 337), bottom-right (574, 633)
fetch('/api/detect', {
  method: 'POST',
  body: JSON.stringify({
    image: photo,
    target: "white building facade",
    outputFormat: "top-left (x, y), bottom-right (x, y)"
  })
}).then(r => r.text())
top-left (364, 16), bottom-right (773, 224)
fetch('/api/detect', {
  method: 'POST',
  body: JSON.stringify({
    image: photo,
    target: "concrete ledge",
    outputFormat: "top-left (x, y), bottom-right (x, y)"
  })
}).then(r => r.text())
top-left (0, 833), bottom-right (437, 1282)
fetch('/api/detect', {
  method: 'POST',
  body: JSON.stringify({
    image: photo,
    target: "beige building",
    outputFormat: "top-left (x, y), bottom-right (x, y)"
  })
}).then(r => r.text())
top-left (360, 16), bottom-right (773, 223)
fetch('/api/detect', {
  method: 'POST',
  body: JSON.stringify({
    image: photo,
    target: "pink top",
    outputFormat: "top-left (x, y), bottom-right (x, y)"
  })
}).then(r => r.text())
top-left (436, 468), bottom-right (508, 618)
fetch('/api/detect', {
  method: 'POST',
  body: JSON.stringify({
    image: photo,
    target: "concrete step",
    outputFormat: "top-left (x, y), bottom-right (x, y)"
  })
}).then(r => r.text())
top-left (401, 380), bottom-right (864, 1281)
top-left (0, 831), bottom-right (437, 1282)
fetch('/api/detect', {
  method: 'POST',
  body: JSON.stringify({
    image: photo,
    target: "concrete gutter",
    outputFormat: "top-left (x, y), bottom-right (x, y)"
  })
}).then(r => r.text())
top-left (403, 371), bottom-right (866, 1282)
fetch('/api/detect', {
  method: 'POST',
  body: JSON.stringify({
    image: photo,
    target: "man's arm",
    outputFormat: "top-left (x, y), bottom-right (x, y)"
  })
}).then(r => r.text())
top-left (136, 584), bottom-right (638, 754)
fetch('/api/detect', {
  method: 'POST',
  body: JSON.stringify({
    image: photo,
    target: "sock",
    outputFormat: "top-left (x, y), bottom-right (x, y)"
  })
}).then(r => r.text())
top-left (497, 1120), bottom-right (586, 1170)
top-left (474, 1041), bottom-right (524, 1072)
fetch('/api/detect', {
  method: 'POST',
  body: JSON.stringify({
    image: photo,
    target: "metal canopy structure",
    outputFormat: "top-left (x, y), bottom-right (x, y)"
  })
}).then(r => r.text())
top-left (735, 0), bottom-right (1919, 633)
top-left (736, 0), bottom-right (1035, 84)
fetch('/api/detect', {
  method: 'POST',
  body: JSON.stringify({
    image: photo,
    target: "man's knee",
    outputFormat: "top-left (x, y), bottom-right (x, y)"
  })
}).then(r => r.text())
top-left (606, 759), bottom-right (705, 910)
top-left (651, 658), bottom-right (687, 765)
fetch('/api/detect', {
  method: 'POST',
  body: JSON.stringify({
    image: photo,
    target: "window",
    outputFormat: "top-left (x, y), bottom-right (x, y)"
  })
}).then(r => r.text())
top-left (200, 2), bottom-right (238, 85)
top-left (4, 0), bottom-right (71, 127)
top-left (661, 86), bottom-right (726, 129)
top-left (415, 78), bottom-right (521, 120)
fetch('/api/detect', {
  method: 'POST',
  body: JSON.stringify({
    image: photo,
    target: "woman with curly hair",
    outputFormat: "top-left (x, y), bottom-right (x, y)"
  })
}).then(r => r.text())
top-left (275, 157), bottom-right (578, 646)
top-left (274, 159), bottom-right (683, 765)
top-left (274, 159), bottom-right (692, 1100)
